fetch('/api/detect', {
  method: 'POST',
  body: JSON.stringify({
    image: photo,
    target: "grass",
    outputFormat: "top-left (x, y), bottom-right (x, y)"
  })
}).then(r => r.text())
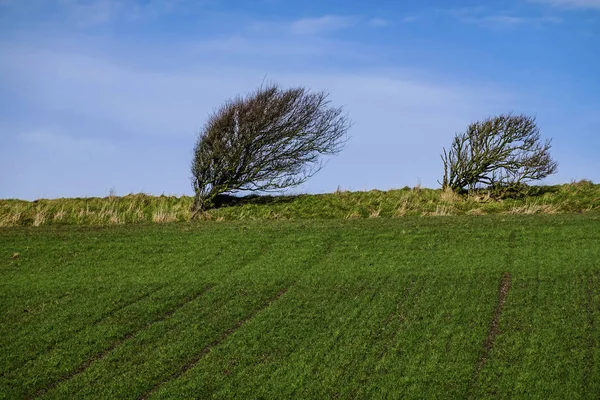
top-left (1, 214), bottom-right (599, 398)
top-left (1, 180), bottom-right (599, 227)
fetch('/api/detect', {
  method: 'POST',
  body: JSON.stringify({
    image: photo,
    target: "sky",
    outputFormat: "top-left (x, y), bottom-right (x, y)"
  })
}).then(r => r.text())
top-left (0, 0), bottom-right (598, 200)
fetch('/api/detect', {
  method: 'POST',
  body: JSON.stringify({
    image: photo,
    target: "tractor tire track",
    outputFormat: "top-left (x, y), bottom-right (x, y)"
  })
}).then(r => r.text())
top-left (138, 285), bottom-right (292, 400)
top-left (467, 271), bottom-right (512, 398)
top-left (30, 285), bottom-right (214, 399)
top-left (10, 283), bottom-right (168, 377)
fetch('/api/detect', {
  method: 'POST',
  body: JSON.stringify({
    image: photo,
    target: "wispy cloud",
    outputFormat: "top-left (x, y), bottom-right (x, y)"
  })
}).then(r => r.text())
top-left (401, 16), bottom-right (419, 23)
top-left (290, 15), bottom-right (357, 35)
top-left (0, 35), bottom-right (512, 199)
top-left (2, 2), bottom-right (594, 199)
top-left (530, 0), bottom-right (600, 10)
top-left (470, 14), bottom-right (561, 27)
top-left (445, 7), bottom-right (562, 28)
top-left (0, 0), bottom-right (203, 29)
top-left (368, 18), bottom-right (389, 27)
top-left (257, 15), bottom-right (389, 37)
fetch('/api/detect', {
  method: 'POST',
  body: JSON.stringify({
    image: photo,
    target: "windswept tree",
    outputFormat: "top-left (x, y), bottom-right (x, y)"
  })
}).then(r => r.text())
top-left (191, 83), bottom-right (351, 213)
top-left (441, 113), bottom-right (558, 192)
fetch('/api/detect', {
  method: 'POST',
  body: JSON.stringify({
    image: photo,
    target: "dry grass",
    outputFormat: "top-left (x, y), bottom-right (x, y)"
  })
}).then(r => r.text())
top-left (469, 191), bottom-right (493, 203)
top-left (369, 209), bottom-right (381, 218)
top-left (33, 212), bottom-right (46, 227)
top-left (440, 187), bottom-right (463, 203)
top-left (467, 208), bottom-right (486, 216)
top-left (135, 209), bottom-right (145, 221)
top-left (505, 203), bottom-right (559, 215)
top-left (394, 195), bottom-right (415, 217)
top-left (0, 210), bottom-right (22, 227)
top-left (345, 211), bottom-right (361, 219)
top-left (423, 205), bottom-right (453, 216)
top-left (334, 185), bottom-right (348, 196)
top-left (53, 209), bottom-right (66, 222)
top-left (0, 182), bottom-right (598, 227)
top-left (152, 210), bottom-right (178, 223)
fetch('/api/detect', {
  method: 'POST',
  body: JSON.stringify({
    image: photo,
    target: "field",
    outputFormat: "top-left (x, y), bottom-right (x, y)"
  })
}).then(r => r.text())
top-left (1, 214), bottom-right (599, 399)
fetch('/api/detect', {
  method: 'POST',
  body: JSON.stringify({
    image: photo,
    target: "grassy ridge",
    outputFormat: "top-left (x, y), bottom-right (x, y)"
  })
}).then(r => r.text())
top-left (1, 180), bottom-right (599, 227)
top-left (1, 215), bottom-right (599, 398)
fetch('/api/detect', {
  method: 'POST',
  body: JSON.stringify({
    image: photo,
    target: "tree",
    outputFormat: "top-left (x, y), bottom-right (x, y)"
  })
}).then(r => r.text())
top-left (191, 83), bottom-right (351, 213)
top-left (441, 113), bottom-right (558, 192)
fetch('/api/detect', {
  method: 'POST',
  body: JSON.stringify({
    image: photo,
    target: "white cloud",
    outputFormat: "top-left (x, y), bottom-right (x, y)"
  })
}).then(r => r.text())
top-left (469, 14), bottom-right (561, 27)
top-left (0, 4), bottom-right (596, 199)
top-left (0, 36), bottom-right (514, 198)
top-left (480, 15), bottom-right (528, 25)
top-left (254, 15), bottom-right (393, 37)
top-left (0, 0), bottom-right (202, 29)
top-left (368, 18), bottom-right (388, 27)
top-left (1, 47), bottom-right (228, 138)
top-left (530, 0), bottom-right (600, 9)
top-left (290, 15), bottom-right (356, 35)
top-left (445, 7), bottom-right (562, 28)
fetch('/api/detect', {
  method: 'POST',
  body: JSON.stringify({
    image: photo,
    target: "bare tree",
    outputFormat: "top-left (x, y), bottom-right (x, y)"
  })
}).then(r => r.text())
top-left (191, 83), bottom-right (350, 213)
top-left (441, 113), bottom-right (558, 192)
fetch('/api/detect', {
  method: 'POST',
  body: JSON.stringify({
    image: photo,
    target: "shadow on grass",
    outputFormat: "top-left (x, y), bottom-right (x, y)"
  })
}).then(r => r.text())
top-left (525, 185), bottom-right (562, 197)
top-left (460, 184), bottom-right (562, 200)
top-left (212, 193), bottom-right (299, 209)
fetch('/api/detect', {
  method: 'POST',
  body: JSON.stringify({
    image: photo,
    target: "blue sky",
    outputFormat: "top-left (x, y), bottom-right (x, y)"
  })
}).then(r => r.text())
top-left (0, 0), bottom-right (598, 200)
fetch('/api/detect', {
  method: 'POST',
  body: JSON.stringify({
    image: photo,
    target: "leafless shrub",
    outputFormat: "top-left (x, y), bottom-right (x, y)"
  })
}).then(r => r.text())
top-left (191, 83), bottom-right (350, 214)
top-left (441, 113), bottom-right (558, 193)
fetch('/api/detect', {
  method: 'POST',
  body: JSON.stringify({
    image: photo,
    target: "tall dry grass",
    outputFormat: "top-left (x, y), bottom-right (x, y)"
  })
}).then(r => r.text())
top-left (0, 181), bottom-right (598, 227)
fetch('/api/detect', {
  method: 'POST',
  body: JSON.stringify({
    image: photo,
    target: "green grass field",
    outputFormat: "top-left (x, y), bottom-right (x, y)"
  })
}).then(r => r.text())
top-left (1, 214), bottom-right (599, 398)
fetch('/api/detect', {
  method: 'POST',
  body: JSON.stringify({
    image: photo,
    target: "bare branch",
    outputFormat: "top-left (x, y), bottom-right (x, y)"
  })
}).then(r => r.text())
top-left (191, 83), bottom-right (351, 211)
top-left (441, 113), bottom-right (558, 193)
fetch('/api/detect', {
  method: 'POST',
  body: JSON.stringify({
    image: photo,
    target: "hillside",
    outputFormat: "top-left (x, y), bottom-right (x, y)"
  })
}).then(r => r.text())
top-left (1, 180), bottom-right (599, 227)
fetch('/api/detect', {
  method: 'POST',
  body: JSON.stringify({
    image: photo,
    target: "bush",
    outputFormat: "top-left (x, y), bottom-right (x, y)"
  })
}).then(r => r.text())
top-left (191, 83), bottom-right (350, 213)
top-left (441, 113), bottom-right (558, 192)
